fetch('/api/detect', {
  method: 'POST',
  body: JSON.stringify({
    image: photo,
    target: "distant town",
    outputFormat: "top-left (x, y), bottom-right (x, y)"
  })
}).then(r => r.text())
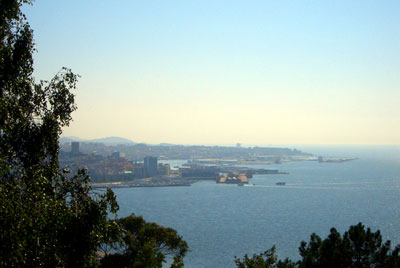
top-left (59, 137), bottom-right (356, 188)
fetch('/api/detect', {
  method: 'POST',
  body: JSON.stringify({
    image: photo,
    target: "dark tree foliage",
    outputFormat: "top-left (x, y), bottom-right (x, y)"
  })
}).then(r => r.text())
top-left (234, 246), bottom-right (296, 268)
top-left (100, 214), bottom-right (188, 268)
top-left (1, 1), bottom-right (189, 267)
top-left (0, 1), bottom-right (120, 267)
top-left (235, 223), bottom-right (400, 268)
top-left (298, 223), bottom-right (400, 268)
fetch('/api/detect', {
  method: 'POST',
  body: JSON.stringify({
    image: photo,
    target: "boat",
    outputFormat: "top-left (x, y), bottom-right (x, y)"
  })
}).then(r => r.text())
top-left (276, 182), bottom-right (286, 186)
top-left (237, 183), bottom-right (245, 186)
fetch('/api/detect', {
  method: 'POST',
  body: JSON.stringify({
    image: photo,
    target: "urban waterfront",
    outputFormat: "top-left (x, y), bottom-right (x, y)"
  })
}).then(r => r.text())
top-left (113, 147), bottom-right (400, 267)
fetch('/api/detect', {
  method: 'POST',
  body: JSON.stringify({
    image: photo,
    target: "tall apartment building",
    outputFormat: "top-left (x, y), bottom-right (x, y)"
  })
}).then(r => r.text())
top-left (71, 142), bottom-right (80, 154)
top-left (144, 156), bottom-right (158, 177)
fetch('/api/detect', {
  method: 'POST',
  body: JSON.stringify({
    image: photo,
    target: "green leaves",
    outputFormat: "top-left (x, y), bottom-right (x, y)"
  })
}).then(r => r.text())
top-left (297, 223), bottom-right (399, 268)
top-left (235, 247), bottom-right (278, 268)
top-left (234, 246), bottom-right (297, 268)
top-left (235, 223), bottom-right (400, 268)
top-left (1, 1), bottom-right (189, 267)
top-left (0, 1), bottom-right (120, 267)
top-left (100, 215), bottom-right (188, 268)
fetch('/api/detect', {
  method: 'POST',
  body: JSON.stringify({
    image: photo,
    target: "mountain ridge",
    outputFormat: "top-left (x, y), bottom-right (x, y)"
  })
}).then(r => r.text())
top-left (60, 136), bottom-right (136, 145)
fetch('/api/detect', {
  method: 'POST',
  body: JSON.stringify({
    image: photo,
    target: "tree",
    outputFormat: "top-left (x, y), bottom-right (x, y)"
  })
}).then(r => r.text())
top-left (235, 223), bottom-right (400, 268)
top-left (0, 1), bottom-right (121, 266)
top-left (234, 246), bottom-right (295, 268)
top-left (100, 214), bottom-right (188, 268)
top-left (1, 1), bottom-right (188, 267)
top-left (298, 223), bottom-right (400, 268)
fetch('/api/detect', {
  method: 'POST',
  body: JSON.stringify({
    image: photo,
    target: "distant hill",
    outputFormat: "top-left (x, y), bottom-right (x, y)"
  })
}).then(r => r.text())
top-left (159, 143), bottom-right (176, 146)
top-left (59, 136), bottom-right (86, 144)
top-left (59, 136), bottom-right (136, 146)
top-left (88, 137), bottom-right (136, 145)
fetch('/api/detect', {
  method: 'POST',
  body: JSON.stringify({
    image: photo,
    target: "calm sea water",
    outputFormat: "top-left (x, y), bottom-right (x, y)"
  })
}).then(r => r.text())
top-left (114, 146), bottom-right (400, 268)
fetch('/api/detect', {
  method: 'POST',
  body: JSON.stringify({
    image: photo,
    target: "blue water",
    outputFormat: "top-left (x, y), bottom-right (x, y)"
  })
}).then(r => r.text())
top-left (114, 147), bottom-right (400, 268)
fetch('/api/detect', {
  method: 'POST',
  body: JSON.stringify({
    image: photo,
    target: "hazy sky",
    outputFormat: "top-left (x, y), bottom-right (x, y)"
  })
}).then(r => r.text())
top-left (25, 1), bottom-right (399, 145)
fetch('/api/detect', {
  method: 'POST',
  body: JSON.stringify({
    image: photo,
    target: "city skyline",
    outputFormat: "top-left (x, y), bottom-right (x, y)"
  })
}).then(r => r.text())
top-left (25, 1), bottom-right (400, 145)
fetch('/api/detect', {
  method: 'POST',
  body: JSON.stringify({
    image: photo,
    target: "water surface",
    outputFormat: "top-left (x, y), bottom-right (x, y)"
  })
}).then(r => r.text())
top-left (114, 148), bottom-right (400, 267)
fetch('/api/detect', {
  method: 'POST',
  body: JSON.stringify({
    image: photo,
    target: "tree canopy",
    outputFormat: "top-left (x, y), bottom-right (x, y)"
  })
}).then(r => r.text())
top-left (0, 1), bottom-right (187, 267)
top-left (235, 223), bottom-right (400, 268)
top-left (0, 0), bottom-right (120, 266)
top-left (100, 215), bottom-right (188, 268)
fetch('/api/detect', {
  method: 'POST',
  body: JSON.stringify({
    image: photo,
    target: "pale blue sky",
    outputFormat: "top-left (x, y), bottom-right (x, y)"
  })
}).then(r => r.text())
top-left (25, 1), bottom-right (400, 145)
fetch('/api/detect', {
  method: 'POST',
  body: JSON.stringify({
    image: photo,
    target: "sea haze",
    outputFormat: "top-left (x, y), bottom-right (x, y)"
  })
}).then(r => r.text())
top-left (113, 146), bottom-right (400, 268)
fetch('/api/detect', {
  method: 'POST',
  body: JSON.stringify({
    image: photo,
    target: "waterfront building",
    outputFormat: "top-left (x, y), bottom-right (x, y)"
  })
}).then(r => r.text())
top-left (133, 164), bottom-right (145, 178)
top-left (144, 156), bottom-right (158, 177)
top-left (158, 163), bottom-right (170, 176)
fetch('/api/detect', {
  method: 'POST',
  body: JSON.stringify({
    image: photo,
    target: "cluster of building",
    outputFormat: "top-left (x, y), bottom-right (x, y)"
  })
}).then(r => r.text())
top-left (60, 141), bottom-right (312, 163)
top-left (132, 156), bottom-right (171, 178)
top-left (61, 142), bottom-right (288, 187)
top-left (178, 163), bottom-right (250, 184)
top-left (60, 142), bottom-right (171, 183)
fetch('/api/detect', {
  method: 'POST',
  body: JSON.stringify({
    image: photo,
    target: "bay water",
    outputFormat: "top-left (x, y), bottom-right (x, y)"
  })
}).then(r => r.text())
top-left (113, 146), bottom-right (400, 267)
